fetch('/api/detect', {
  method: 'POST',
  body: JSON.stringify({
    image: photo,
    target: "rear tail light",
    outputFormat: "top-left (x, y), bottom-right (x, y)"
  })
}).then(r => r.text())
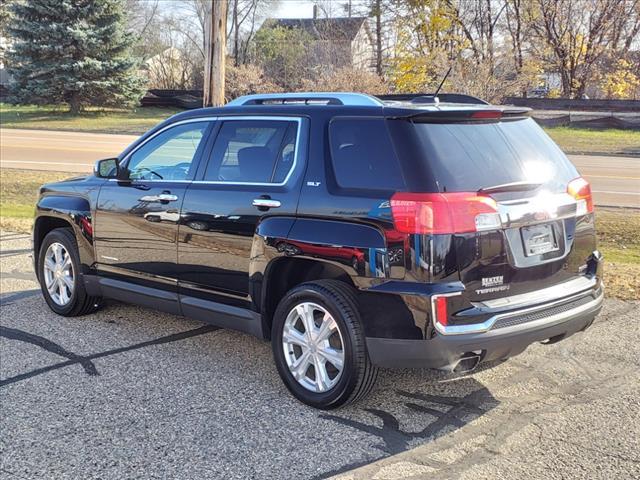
top-left (390, 192), bottom-right (501, 234)
top-left (434, 296), bottom-right (449, 326)
top-left (567, 177), bottom-right (594, 215)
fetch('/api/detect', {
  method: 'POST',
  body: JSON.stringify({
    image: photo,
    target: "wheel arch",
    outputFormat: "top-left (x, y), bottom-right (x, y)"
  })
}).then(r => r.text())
top-left (34, 195), bottom-right (95, 276)
top-left (260, 256), bottom-right (356, 340)
top-left (252, 216), bottom-right (389, 340)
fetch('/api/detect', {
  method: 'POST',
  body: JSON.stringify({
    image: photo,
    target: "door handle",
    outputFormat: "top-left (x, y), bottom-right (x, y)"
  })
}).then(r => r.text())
top-left (140, 193), bottom-right (179, 203)
top-left (252, 198), bottom-right (281, 209)
top-left (158, 193), bottom-right (179, 202)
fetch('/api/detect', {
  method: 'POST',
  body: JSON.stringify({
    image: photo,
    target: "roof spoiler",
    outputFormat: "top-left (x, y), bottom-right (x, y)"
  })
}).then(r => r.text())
top-left (405, 106), bottom-right (532, 123)
top-left (376, 93), bottom-right (489, 105)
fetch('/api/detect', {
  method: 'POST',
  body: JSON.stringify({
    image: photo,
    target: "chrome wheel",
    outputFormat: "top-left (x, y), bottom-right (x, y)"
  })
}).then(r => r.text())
top-left (282, 302), bottom-right (345, 393)
top-left (43, 242), bottom-right (74, 306)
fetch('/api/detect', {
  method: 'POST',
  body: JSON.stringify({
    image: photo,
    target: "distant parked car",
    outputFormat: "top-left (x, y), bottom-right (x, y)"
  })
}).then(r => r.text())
top-left (528, 87), bottom-right (550, 98)
top-left (32, 92), bottom-right (603, 409)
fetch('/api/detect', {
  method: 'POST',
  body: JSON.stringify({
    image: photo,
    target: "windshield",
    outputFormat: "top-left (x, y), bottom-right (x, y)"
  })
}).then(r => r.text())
top-left (412, 118), bottom-right (578, 193)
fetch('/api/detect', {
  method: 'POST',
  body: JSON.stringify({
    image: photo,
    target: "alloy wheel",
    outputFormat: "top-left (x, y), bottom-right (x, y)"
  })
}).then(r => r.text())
top-left (42, 242), bottom-right (74, 306)
top-left (282, 302), bottom-right (345, 393)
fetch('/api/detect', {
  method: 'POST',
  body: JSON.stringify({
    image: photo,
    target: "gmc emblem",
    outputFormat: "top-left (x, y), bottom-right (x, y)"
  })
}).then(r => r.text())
top-left (533, 211), bottom-right (549, 221)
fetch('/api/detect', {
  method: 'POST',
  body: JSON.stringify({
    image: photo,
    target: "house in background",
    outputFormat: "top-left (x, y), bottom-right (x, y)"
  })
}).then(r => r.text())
top-left (143, 47), bottom-right (196, 89)
top-left (260, 11), bottom-right (375, 72)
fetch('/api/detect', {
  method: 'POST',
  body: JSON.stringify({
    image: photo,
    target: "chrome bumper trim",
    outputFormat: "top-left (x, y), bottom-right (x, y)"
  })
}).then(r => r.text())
top-left (497, 192), bottom-right (578, 229)
top-left (434, 285), bottom-right (603, 336)
top-left (472, 276), bottom-right (597, 311)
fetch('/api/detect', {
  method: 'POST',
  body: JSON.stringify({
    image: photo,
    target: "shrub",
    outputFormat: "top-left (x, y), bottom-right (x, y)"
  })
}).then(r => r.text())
top-left (225, 62), bottom-right (282, 101)
top-left (300, 67), bottom-right (389, 95)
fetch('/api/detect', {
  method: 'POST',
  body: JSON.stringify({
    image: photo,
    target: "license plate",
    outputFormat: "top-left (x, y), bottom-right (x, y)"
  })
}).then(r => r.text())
top-left (521, 223), bottom-right (559, 256)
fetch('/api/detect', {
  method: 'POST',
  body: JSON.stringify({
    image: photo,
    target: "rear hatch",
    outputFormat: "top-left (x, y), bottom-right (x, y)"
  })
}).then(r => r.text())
top-left (390, 111), bottom-right (598, 313)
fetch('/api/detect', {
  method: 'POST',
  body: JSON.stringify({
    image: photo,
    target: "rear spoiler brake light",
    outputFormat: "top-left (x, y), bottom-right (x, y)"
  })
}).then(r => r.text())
top-left (406, 107), bottom-right (530, 123)
top-left (470, 110), bottom-right (502, 119)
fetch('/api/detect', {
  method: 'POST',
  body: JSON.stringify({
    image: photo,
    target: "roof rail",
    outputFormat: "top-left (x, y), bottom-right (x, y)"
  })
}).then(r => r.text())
top-left (376, 93), bottom-right (489, 105)
top-left (225, 92), bottom-right (384, 107)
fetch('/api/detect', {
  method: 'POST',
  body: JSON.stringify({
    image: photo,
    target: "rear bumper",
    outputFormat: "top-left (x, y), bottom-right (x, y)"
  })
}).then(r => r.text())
top-left (366, 286), bottom-right (603, 370)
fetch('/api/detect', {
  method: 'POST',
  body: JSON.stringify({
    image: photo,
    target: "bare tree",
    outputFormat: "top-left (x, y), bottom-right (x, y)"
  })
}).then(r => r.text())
top-left (228, 0), bottom-right (266, 65)
top-left (358, 0), bottom-right (395, 77)
top-left (174, 0), bottom-right (273, 66)
top-left (144, 16), bottom-right (203, 90)
top-left (607, 0), bottom-right (640, 54)
top-left (504, 0), bottom-right (525, 78)
top-left (126, 0), bottom-right (160, 39)
top-left (124, 0), bottom-right (163, 61)
top-left (532, 0), bottom-right (633, 98)
top-left (503, 0), bottom-right (542, 96)
top-left (445, 0), bottom-right (507, 73)
top-left (172, 0), bottom-right (211, 63)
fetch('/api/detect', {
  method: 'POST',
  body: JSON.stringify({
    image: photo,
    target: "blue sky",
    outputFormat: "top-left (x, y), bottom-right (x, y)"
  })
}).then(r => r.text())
top-left (273, 0), bottom-right (316, 18)
top-left (157, 1), bottom-right (367, 31)
top-left (273, 0), bottom-right (367, 18)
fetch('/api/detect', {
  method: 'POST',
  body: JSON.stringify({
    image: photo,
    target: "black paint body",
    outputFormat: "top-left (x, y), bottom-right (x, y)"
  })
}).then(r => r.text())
top-left (33, 102), bottom-right (603, 370)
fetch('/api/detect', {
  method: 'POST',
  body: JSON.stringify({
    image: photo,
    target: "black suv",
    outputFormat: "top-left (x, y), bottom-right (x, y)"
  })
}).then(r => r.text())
top-left (33, 92), bottom-right (603, 409)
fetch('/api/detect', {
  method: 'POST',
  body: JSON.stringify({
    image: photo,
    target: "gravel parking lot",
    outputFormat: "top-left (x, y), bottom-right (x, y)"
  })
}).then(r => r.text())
top-left (1, 231), bottom-right (639, 480)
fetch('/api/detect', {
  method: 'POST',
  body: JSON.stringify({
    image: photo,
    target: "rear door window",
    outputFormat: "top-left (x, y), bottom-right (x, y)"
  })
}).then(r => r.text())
top-left (329, 118), bottom-right (405, 192)
top-left (412, 118), bottom-right (578, 192)
top-left (204, 119), bottom-right (298, 184)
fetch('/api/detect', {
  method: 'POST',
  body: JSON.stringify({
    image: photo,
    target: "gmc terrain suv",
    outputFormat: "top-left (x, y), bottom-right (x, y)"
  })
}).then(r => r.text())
top-left (33, 92), bottom-right (603, 409)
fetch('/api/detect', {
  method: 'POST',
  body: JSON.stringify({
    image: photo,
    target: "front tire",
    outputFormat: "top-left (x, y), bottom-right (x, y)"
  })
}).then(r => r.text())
top-left (272, 280), bottom-right (378, 409)
top-left (38, 228), bottom-right (102, 316)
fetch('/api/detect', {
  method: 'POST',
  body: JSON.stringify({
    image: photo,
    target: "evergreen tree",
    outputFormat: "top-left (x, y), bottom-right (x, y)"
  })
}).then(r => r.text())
top-left (7, 0), bottom-right (146, 113)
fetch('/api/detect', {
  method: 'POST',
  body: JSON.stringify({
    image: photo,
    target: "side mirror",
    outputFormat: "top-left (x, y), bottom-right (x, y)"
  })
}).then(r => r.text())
top-left (94, 158), bottom-right (119, 179)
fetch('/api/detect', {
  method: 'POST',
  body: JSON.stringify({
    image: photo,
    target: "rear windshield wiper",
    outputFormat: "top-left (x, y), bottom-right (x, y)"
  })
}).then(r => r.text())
top-left (478, 181), bottom-right (542, 194)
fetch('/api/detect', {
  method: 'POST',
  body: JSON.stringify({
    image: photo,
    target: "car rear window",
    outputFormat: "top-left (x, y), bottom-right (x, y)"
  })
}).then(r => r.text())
top-left (329, 118), bottom-right (405, 192)
top-left (412, 118), bottom-right (578, 193)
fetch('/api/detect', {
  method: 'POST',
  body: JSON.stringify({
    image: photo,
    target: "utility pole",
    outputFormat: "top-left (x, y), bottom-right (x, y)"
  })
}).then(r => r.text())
top-left (204, 0), bottom-right (228, 107)
top-left (374, 0), bottom-right (382, 76)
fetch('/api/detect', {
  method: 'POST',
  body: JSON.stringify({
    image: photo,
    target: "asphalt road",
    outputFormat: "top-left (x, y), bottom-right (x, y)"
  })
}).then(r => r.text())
top-left (1, 128), bottom-right (638, 208)
top-left (0, 128), bottom-right (137, 172)
top-left (1, 232), bottom-right (639, 479)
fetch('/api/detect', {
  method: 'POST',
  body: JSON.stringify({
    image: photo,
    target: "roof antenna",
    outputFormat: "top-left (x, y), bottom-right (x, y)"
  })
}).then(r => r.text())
top-left (434, 66), bottom-right (452, 99)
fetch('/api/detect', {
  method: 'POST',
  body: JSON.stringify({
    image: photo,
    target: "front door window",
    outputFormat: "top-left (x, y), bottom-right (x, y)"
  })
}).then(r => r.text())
top-left (126, 122), bottom-right (209, 181)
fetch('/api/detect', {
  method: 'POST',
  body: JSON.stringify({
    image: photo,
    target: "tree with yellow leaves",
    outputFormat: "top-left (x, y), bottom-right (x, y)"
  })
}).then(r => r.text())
top-left (388, 0), bottom-right (467, 93)
top-left (531, 0), bottom-right (639, 98)
top-left (601, 59), bottom-right (640, 99)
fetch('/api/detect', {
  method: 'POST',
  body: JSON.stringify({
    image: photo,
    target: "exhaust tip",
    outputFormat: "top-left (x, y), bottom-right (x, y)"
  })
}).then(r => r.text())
top-left (540, 333), bottom-right (565, 345)
top-left (452, 351), bottom-right (482, 373)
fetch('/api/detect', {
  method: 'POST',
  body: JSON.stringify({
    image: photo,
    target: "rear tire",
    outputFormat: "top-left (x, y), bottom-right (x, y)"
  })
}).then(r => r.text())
top-left (272, 279), bottom-right (378, 409)
top-left (38, 228), bottom-right (102, 317)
